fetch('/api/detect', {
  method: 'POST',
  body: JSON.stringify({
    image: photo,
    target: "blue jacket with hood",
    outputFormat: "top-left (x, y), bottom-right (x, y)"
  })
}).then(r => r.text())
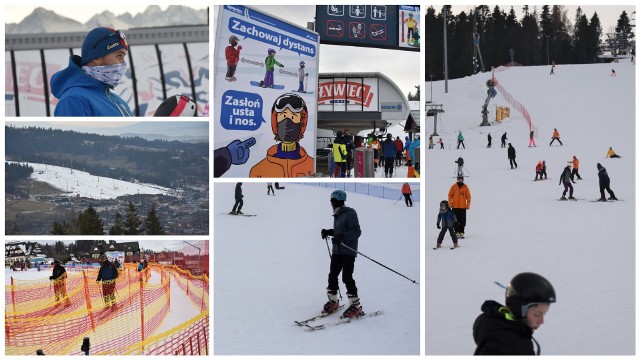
top-left (50, 55), bottom-right (133, 116)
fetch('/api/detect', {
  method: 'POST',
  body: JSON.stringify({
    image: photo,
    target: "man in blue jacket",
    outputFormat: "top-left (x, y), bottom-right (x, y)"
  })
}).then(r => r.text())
top-left (321, 190), bottom-right (363, 318)
top-left (381, 133), bottom-right (397, 178)
top-left (50, 27), bottom-right (133, 116)
top-left (96, 254), bottom-right (119, 308)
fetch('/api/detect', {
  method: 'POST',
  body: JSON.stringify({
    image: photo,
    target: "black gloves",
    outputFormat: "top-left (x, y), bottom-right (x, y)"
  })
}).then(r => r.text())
top-left (332, 233), bottom-right (345, 244)
top-left (49, 276), bottom-right (53, 280)
top-left (321, 229), bottom-right (334, 239)
top-left (436, 223), bottom-right (441, 229)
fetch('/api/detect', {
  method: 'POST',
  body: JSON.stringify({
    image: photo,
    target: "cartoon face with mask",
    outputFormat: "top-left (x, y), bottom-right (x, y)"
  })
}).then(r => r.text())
top-left (249, 93), bottom-right (315, 177)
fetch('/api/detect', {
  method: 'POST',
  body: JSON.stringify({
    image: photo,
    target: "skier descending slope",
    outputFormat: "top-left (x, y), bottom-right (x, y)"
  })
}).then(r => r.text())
top-left (320, 190), bottom-right (364, 319)
top-left (559, 166), bottom-right (576, 200)
top-left (473, 272), bottom-right (556, 355)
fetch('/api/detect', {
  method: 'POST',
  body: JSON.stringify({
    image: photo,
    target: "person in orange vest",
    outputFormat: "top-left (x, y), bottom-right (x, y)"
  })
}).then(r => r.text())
top-left (401, 182), bottom-right (413, 207)
top-left (568, 155), bottom-right (582, 180)
top-left (448, 176), bottom-right (471, 239)
top-left (549, 128), bottom-right (563, 146)
top-left (368, 136), bottom-right (381, 169)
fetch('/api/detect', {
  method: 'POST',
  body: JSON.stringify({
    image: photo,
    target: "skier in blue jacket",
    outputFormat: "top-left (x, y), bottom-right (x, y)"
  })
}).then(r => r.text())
top-left (320, 190), bottom-right (363, 319)
top-left (50, 27), bottom-right (133, 116)
top-left (436, 200), bottom-right (459, 248)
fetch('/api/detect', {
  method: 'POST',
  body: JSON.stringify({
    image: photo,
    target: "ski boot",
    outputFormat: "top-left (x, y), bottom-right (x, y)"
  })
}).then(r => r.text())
top-left (342, 294), bottom-right (363, 319)
top-left (236, 211), bottom-right (244, 215)
top-left (560, 195), bottom-right (567, 200)
top-left (459, 232), bottom-right (465, 239)
top-left (229, 211), bottom-right (237, 215)
top-left (597, 197), bottom-right (607, 202)
top-left (568, 196), bottom-right (576, 200)
top-left (609, 196), bottom-right (618, 200)
top-left (435, 243), bottom-right (441, 249)
top-left (322, 290), bottom-right (339, 314)
top-left (453, 243), bottom-right (459, 248)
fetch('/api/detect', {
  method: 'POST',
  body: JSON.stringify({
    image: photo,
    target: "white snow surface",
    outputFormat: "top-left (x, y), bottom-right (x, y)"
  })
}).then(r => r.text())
top-left (214, 183), bottom-right (420, 355)
top-left (425, 61), bottom-right (635, 355)
top-left (8, 161), bottom-right (173, 199)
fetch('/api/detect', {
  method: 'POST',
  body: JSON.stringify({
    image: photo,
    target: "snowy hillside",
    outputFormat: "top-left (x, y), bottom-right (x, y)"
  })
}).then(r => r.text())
top-left (425, 61), bottom-right (635, 355)
top-left (8, 161), bottom-right (174, 200)
top-left (214, 183), bottom-right (420, 355)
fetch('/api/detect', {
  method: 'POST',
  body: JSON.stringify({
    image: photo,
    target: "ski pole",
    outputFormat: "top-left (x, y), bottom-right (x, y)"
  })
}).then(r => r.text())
top-left (324, 238), bottom-right (342, 301)
top-left (394, 193), bottom-right (403, 205)
top-left (463, 165), bottom-right (472, 176)
top-left (337, 242), bottom-right (419, 285)
top-left (494, 281), bottom-right (507, 289)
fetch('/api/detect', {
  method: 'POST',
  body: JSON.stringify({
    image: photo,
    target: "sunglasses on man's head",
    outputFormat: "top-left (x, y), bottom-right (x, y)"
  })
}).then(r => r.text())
top-left (93, 29), bottom-right (128, 50)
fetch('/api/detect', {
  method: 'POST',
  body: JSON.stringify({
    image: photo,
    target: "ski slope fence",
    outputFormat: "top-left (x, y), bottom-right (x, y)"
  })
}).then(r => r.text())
top-left (5, 263), bottom-right (209, 355)
top-left (298, 182), bottom-right (420, 203)
top-left (492, 65), bottom-right (538, 137)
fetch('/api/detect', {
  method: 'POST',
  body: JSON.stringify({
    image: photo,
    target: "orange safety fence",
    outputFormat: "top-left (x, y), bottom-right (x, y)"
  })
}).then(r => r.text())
top-left (5, 263), bottom-right (208, 355)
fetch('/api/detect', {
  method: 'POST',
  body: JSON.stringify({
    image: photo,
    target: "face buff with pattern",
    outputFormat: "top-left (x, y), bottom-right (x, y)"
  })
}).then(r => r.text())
top-left (82, 62), bottom-right (127, 87)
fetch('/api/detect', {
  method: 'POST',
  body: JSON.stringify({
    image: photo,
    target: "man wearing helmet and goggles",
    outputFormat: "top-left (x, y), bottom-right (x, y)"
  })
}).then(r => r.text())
top-left (250, 93), bottom-right (314, 177)
top-left (225, 35), bottom-right (242, 82)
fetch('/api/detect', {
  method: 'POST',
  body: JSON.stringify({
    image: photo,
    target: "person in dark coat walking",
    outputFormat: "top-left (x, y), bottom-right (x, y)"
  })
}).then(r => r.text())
top-left (96, 255), bottom-right (119, 308)
top-left (435, 200), bottom-right (458, 248)
top-left (230, 182), bottom-right (244, 215)
top-left (487, 133), bottom-right (492, 148)
top-left (49, 260), bottom-right (70, 304)
top-left (381, 133), bottom-right (397, 178)
top-left (596, 163), bottom-right (618, 201)
top-left (507, 143), bottom-right (517, 169)
top-left (501, 132), bottom-right (508, 148)
top-left (559, 165), bottom-right (576, 200)
top-left (473, 272), bottom-right (556, 355)
top-left (320, 190), bottom-right (363, 319)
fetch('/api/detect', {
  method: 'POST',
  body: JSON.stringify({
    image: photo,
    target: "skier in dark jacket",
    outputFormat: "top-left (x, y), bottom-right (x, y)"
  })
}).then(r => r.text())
top-left (487, 133), bottom-right (492, 148)
top-left (473, 272), bottom-right (556, 355)
top-left (96, 254), bottom-right (119, 308)
top-left (596, 163), bottom-right (618, 201)
top-left (230, 182), bottom-right (244, 215)
top-left (501, 132), bottom-right (508, 148)
top-left (49, 260), bottom-right (70, 304)
top-left (320, 190), bottom-right (363, 319)
top-left (381, 134), bottom-right (397, 177)
top-left (507, 143), bottom-right (517, 169)
top-left (559, 165), bottom-right (576, 200)
top-left (454, 157), bottom-right (464, 177)
top-left (435, 200), bottom-right (458, 248)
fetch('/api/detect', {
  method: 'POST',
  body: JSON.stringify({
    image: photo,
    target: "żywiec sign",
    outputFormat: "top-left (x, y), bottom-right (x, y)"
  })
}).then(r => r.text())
top-left (318, 80), bottom-right (375, 108)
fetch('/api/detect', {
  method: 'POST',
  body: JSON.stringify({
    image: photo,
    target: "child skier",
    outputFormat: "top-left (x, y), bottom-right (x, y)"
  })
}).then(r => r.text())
top-left (436, 200), bottom-right (459, 249)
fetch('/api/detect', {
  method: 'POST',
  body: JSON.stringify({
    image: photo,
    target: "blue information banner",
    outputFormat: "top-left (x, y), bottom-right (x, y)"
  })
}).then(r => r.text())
top-left (315, 5), bottom-right (419, 52)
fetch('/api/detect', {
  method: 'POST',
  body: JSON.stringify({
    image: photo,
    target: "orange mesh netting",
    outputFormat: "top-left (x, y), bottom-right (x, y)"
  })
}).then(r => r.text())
top-left (5, 264), bottom-right (209, 355)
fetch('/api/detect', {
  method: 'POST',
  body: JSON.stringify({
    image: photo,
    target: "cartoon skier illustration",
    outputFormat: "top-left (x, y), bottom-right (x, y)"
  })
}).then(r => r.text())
top-left (250, 93), bottom-right (314, 177)
top-left (261, 48), bottom-right (283, 88)
top-left (298, 61), bottom-right (308, 92)
top-left (225, 35), bottom-right (242, 82)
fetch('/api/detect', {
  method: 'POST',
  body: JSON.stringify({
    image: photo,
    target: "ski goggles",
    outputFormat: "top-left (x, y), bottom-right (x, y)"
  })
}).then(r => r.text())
top-left (273, 94), bottom-right (306, 114)
top-left (93, 29), bottom-right (129, 50)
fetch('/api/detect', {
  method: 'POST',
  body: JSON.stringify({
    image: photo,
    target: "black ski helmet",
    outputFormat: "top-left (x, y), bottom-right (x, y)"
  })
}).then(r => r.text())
top-left (229, 35), bottom-right (239, 44)
top-left (439, 200), bottom-right (449, 209)
top-left (505, 272), bottom-right (556, 319)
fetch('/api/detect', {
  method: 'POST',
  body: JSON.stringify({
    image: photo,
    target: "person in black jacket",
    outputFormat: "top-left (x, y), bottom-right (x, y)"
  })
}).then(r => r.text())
top-left (320, 190), bottom-right (363, 319)
top-left (49, 260), bottom-right (70, 305)
top-left (473, 272), bottom-right (556, 355)
top-left (96, 254), bottom-right (119, 308)
top-left (230, 182), bottom-right (244, 215)
top-left (501, 132), bottom-right (508, 148)
top-left (596, 163), bottom-right (618, 201)
top-left (507, 143), bottom-right (517, 169)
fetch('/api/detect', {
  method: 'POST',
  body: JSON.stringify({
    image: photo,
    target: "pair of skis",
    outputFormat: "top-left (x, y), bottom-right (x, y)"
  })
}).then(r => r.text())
top-left (294, 306), bottom-right (383, 331)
